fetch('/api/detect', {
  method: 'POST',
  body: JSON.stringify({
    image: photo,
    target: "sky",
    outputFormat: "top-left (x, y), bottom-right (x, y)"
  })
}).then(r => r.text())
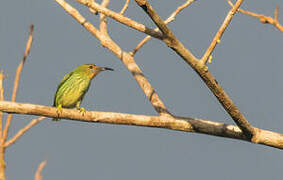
top-left (1, 0), bottom-right (283, 179)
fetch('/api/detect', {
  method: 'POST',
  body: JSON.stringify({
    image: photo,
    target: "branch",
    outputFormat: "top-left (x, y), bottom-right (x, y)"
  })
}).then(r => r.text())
top-left (34, 160), bottom-right (47, 180)
top-left (134, 0), bottom-right (256, 139)
top-left (4, 116), bottom-right (45, 148)
top-left (3, 24), bottom-right (34, 143)
top-left (56, 0), bottom-right (171, 117)
top-left (200, 0), bottom-right (244, 65)
top-left (76, 0), bottom-right (164, 39)
top-left (131, 0), bottom-right (195, 56)
top-left (0, 101), bottom-right (282, 149)
top-left (0, 72), bottom-right (5, 137)
top-left (228, 1), bottom-right (283, 32)
top-left (120, 0), bottom-right (130, 15)
top-left (99, 0), bottom-right (110, 36)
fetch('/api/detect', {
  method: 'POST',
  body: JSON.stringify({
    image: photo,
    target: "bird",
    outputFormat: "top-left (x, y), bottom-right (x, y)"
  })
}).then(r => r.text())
top-left (53, 64), bottom-right (113, 121)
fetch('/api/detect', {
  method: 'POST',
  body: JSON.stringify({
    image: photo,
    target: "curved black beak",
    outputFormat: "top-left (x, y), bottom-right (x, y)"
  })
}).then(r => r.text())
top-left (101, 67), bottom-right (114, 71)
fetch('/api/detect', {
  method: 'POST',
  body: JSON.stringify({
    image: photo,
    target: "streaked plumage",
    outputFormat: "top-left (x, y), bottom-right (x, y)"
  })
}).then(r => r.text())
top-left (53, 64), bottom-right (113, 121)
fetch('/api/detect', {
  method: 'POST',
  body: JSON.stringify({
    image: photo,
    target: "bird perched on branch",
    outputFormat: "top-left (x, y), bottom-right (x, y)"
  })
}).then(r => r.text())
top-left (53, 64), bottom-right (113, 121)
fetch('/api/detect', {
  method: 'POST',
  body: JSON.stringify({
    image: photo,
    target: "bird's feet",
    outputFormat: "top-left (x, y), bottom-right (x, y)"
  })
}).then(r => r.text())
top-left (77, 107), bottom-right (86, 116)
top-left (53, 104), bottom-right (63, 121)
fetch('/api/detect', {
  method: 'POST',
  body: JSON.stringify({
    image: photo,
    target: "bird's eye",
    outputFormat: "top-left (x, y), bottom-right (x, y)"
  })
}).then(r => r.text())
top-left (89, 65), bottom-right (93, 69)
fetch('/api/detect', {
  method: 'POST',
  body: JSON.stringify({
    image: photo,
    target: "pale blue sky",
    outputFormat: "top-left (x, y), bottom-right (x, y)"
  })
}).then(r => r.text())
top-left (1, 0), bottom-right (283, 179)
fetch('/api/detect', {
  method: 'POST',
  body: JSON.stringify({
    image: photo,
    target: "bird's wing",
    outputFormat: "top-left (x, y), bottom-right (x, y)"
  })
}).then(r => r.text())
top-left (53, 71), bottom-right (73, 106)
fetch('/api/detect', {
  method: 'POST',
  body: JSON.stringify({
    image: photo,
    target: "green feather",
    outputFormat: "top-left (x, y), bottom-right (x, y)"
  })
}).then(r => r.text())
top-left (53, 71), bottom-right (73, 107)
top-left (52, 64), bottom-right (113, 121)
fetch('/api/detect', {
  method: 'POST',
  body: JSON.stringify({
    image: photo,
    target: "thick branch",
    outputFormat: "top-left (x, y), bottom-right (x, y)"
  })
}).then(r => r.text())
top-left (134, 0), bottom-right (198, 64)
top-left (131, 0), bottom-right (195, 55)
top-left (0, 101), bottom-right (283, 149)
top-left (134, 0), bottom-right (256, 140)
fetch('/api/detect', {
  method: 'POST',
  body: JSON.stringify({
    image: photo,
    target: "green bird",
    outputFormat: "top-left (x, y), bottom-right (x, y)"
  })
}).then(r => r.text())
top-left (53, 64), bottom-right (113, 121)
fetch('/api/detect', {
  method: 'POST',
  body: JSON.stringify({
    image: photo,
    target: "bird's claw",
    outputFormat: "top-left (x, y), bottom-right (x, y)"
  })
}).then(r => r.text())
top-left (78, 107), bottom-right (86, 116)
top-left (53, 105), bottom-right (63, 121)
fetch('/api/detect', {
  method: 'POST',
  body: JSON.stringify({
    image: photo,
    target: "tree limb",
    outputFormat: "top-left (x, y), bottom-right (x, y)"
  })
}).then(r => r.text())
top-left (134, 0), bottom-right (256, 140)
top-left (0, 101), bottom-right (283, 149)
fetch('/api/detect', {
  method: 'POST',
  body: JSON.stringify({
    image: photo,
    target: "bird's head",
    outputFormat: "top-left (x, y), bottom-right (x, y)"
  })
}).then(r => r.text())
top-left (75, 64), bottom-right (114, 79)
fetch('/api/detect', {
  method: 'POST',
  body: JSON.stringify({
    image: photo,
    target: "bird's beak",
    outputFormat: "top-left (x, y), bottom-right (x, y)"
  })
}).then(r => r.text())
top-left (101, 67), bottom-right (114, 71)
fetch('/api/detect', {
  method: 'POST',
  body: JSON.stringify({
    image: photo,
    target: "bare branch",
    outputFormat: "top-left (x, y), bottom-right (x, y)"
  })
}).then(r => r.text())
top-left (0, 101), bottom-right (283, 149)
top-left (200, 0), bottom-right (244, 65)
top-left (76, 0), bottom-right (163, 39)
top-left (99, 0), bottom-right (110, 36)
top-left (134, 0), bottom-right (256, 139)
top-left (166, 0), bottom-right (195, 24)
top-left (131, 0), bottom-right (195, 55)
top-left (34, 160), bottom-right (47, 180)
top-left (120, 0), bottom-right (130, 15)
top-left (228, 1), bottom-right (283, 32)
top-left (3, 25), bottom-right (34, 143)
top-left (5, 117), bottom-right (45, 148)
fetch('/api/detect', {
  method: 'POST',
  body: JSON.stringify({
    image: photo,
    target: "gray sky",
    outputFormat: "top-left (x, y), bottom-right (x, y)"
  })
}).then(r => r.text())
top-left (1, 0), bottom-right (283, 179)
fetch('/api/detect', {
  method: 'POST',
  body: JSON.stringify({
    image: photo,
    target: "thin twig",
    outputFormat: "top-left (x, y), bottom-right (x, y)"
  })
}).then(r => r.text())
top-left (200, 0), bottom-right (243, 65)
top-left (4, 117), bottom-right (45, 147)
top-left (131, 0), bottom-right (195, 55)
top-left (34, 160), bottom-right (47, 180)
top-left (228, 1), bottom-right (283, 32)
top-left (120, 0), bottom-right (130, 15)
top-left (2, 24), bottom-right (34, 143)
top-left (0, 101), bottom-right (283, 149)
